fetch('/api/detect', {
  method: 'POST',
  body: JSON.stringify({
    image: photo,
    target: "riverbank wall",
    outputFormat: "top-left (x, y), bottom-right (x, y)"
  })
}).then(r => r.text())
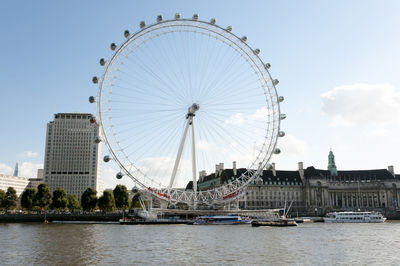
top-left (0, 213), bottom-right (122, 223)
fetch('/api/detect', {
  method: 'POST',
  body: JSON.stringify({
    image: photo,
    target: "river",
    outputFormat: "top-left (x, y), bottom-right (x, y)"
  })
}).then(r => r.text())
top-left (1, 222), bottom-right (400, 265)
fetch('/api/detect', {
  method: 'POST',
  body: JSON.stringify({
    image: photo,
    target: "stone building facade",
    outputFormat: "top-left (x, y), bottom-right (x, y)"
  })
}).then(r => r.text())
top-left (193, 151), bottom-right (400, 216)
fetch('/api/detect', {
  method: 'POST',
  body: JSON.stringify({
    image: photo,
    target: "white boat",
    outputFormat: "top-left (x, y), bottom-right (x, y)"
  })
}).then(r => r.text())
top-left (324, 211), bottom-right (386, 223)
top-left (192, 214), bottom-right (251, 225)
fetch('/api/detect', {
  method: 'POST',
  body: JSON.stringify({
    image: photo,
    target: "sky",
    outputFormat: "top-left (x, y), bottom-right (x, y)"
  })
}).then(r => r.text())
top-left (0, 0), bottom-right (399, 190)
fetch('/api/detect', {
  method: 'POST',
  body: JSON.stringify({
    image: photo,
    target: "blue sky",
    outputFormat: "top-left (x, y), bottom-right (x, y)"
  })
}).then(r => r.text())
top-left (0, 0), bottom-right (399, 189)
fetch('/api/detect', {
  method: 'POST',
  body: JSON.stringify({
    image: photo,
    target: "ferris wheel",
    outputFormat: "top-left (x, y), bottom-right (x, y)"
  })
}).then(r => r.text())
top-left (89, 13), bottom-right (286, 206)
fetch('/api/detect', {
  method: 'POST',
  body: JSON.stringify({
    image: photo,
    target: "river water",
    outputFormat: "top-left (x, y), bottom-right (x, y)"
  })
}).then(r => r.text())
top-left (1, 221), bottom-right (400, 265)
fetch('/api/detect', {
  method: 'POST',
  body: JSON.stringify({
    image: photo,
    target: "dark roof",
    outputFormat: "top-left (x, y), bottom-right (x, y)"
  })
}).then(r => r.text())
top-left (196, 168), bottom-right (303, 188)
top-left (305, 166), bottom-right (399, 181)
top-left (259, 170), bottom-right (302, 184)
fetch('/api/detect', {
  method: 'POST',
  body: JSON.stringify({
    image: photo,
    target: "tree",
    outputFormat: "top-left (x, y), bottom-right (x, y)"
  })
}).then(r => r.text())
top-left (67, 194), bottom-right (81, 212)
top-left (98, 191), bottom-right (116, 212)
top-left (52, 187), bottom-right (68, 210)
top-left (81, 187), bottom-right (98, 212)
top-left (21, 188), bottom-right (37, 211)
top-left (3, 187), bottom-right (18, 210)
top-left (130, 192), bottom-right (142, 209)
top-left (34, 183), bottom-right (53, 211)
top-left (113, 185), bottom-right (130, 210)
top-left (0, 189), bottom-right (5, 210)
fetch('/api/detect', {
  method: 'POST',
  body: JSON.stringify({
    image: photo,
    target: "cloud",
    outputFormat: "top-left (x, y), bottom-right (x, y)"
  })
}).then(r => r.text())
top-left (224, 113), bottom-right (244, 125)
top-left (248, 106), bottom-right (272, 121)
top-left (0, 162), bottom-right (42, 178)
top-left (0, 163), bottom-right (13, 175)
top-left (277, 134), bottom-right (308, 156)
top-left (19, 162), bottom-right (43, 178)
top-left (321, 83), bottom-right (400, 127)
top-left (136, 156), bottom-right (192, 188)
top-left (17, 151), bottom-right (39, 159)
top-left (225, 107), bottom-right (272, 125)
top-left (366, 128), bottom-right (391, 139)
top-left (196, 140), bottom-right (210, 151)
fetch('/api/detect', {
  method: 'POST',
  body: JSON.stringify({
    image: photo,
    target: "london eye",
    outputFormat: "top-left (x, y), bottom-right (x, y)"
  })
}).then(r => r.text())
top-left (89, 14), bottom-right (285, 207)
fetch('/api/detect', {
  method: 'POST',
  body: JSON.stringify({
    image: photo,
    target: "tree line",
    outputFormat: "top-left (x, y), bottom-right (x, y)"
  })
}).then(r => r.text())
top-left (0, 184), bottom-right (141, 213)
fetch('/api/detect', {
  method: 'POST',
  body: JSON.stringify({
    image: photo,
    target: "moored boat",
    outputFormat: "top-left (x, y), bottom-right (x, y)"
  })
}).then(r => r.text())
top-left (192, 214), bottom-right (250, 225)
top-left (324, 211), bottom-right (386, 223)
top-left (251, 219), bottom-right (297, 227)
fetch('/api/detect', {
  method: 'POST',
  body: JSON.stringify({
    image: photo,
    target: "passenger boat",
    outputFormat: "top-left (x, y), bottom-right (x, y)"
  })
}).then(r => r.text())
top-left (119, 217), bottom-right (190, 225)
top-left (192, 215), bottom-right (250, 225)
top-left (324, 211), bottom-right (386, 223)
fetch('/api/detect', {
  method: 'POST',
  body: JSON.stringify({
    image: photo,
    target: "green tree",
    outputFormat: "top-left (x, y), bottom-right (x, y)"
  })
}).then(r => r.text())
top-left (0, 189), bottom-right (5, 210)
top-left (113, 185), bottom-right (130, 210)
top-left (21, 188), bottom-right (37, 211)
top-left (52, 187), bottom-right (68, 210)
top-left (81, 187), bottom-right (98, 212)
top-left (67, 194), bottom-right (81, 212)
top-left (34, 183), bottom-right (53, 211)
top-left (3, 187), bottom-right (18, 210)
top-left (98, 191), bottom-right (116, 212)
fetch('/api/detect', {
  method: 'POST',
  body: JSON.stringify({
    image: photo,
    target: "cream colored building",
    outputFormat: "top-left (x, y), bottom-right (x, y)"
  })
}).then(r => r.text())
top-left (0, 174), bottom-right (30, 196)
top-left (43, 113), bottom-right (103, 196)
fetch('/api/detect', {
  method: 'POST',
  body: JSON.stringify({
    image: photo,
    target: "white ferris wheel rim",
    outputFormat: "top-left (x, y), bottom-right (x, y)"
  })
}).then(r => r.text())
top-left (95, 16), bottom-right (282, 205)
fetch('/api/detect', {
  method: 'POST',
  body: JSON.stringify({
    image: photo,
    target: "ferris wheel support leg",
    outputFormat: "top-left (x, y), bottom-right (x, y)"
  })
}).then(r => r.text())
top-left (190, 118), bottom-right (198, 208)
top-left (168, 120), bottom-right (190, 189)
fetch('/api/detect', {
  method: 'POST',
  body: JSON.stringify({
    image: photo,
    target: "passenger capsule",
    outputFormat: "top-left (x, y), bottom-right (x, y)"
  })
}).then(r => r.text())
top-left (278, 131), bottom-right (285, 137)
top-left (92, 76), bottom-right (98, 84)
top-left (265, 63), bottom-right (271, 69)
top-left (99, 58), bottom-right (106, 66)
top-left (254, 48), bottom-right (260, 55)
top-left (110, 43), bottom-right (117, 51)
top-left (103, 155), bottom-right (111, 162)
top-left (124, 30), bottom-right (130, 38)
top-left (132, 186), bottom-right (139, 193)
top-left (273, 79), bottom-right (279, 86)
top-left (241, 36), bottom-right (247, 42)
top-left (192, 14), bottom-right (198, 20)
top-left (94, 137), bottom-right (102, 143)
top-left (116, 172), bottom-right (124, 179)
top-left (226, 26), bottom-right (232, 32)
top-left (278, 96), bottom-right (284, 102)
top-left (280, 114), bottom-right (287, 120)
top-left (175, 13), bottom-right (181, 20)
top-left (157, 15), bottom-right (163, 22)
top-left (89, 116), bottom-right (96, 124)
top-left (210, 18), bottom-right (216, 25)
top-left (89, 96), bottom-right (95, 103)
top-left (274, 148), bottom-right (281, 154)
top-left (140, 21), bottom-right (146, 28)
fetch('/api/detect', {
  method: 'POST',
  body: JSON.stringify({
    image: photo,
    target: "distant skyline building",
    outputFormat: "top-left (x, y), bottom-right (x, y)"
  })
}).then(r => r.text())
top-left (43, 113), bottom-right (103, 196)
top-left (13, 162), bottom-right (18, 177)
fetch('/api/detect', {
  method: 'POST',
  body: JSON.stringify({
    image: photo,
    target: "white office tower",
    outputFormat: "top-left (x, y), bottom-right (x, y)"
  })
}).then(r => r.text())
top-left (44, 113), bottom-right (103, 196)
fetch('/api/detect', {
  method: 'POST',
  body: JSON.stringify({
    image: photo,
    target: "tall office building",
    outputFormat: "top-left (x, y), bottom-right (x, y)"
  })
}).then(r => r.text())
top-left (44, 113), bottom-right (103, 196)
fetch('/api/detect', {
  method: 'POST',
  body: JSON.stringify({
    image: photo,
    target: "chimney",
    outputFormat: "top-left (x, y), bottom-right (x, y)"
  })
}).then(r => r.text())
top-left (199, 170), bottom-right (207, 182)
top-left (272, 162), bottom-right (276, 177)
top-left (388, 165), bottom-right (395, 177)
top-left (298, 162), bottom-right (305, 180)
top-left (216, 164), bottom-right (220, 176)
top-left (233, 161), bottom-right (237, 176)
